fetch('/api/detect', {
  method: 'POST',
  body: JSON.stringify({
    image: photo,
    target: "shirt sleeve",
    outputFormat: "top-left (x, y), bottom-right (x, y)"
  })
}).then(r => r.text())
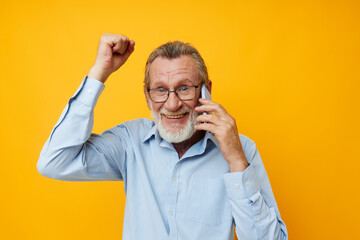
top-left (223, 138), bottom-right (288, 240)
top-left (37, 76), bottom-right (125, 181)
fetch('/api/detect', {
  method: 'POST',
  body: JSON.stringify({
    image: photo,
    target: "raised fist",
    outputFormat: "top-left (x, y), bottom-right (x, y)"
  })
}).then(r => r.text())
top-left (88, 33), bottom-right (135, 83)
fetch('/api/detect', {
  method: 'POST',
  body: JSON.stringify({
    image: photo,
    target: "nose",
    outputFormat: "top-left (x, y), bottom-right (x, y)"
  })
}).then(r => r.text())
top-left (164, 91), bottom-right (182, 112)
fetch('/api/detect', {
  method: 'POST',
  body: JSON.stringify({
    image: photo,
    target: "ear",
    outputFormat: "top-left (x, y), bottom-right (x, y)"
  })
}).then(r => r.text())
top-left (207, 80), bottom-right (212, 94)
top-left (144, 88), bottom-right (151, 110)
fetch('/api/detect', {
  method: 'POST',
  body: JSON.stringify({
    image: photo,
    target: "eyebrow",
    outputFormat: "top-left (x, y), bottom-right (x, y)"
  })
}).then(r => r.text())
top-left (151, 78), bottom-right (195, 88)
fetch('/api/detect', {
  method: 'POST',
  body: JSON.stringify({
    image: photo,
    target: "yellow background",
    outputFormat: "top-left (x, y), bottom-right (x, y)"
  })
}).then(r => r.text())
top-left (1, 0), bottom-right (359, 239)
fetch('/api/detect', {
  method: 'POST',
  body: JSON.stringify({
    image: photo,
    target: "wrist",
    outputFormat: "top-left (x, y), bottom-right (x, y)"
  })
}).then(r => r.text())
top-left (228, 160), bottom-right (249, 172)
top-left (88, 66), bottom-right (109, 83)
top-left (226, 151), bottom-right (249, 172)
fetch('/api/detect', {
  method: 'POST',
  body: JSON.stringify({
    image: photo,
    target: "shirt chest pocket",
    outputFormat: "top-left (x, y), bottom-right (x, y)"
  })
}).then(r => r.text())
top-left (183, 177), bottom-right (233, 226)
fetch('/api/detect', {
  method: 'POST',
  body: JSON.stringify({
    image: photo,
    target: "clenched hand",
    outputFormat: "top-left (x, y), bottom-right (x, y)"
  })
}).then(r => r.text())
top-left (88, 33), bottom-right (135, 83)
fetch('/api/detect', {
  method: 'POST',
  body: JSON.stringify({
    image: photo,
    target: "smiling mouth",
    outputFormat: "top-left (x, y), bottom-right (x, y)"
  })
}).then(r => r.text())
top-left (163, 113), bottom-right (187, 119)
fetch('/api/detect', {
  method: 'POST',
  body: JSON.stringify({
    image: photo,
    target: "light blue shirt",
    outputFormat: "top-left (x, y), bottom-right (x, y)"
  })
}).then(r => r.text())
top-left (38, 77), bottom-right (288, 240)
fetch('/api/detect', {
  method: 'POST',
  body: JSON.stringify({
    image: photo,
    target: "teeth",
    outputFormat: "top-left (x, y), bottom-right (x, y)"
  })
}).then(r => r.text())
top-left (165, 113), bottom-right (185, 119)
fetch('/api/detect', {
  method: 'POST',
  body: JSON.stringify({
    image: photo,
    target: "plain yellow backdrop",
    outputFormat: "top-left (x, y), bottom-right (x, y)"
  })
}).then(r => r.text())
top-left (1, 0), bottom-right (359, 239)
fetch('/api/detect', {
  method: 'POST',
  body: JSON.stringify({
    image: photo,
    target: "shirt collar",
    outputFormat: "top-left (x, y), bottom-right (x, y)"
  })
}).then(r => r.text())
top-left (203, 130), bottom-right (220, 149)
top-left (142, 123), bottom-right (161, 144)
top-left (142, 122), bottom-right (219, 150)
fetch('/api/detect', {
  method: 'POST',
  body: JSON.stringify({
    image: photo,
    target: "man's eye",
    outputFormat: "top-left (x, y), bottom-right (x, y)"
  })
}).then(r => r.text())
top-left (156, 88), bottom-right (167, 93)
top-left (178, 86), bottom-right (189, 92)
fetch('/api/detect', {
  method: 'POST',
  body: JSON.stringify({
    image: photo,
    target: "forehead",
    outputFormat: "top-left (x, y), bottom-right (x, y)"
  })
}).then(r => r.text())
top-left (148, 55), bottom-right (199, 87)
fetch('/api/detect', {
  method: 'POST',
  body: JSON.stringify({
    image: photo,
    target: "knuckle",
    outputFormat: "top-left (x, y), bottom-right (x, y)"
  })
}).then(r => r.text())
top-left (101, 33), bottom-right (110, 39)
top-left (120, 35), bottom-right (128, 41)
top-left (225, 122), bottom-right (232, 131)
top-left (100, 35), bottom-right (106, 42)
top-left (208, 124), bottom-right (215, 132)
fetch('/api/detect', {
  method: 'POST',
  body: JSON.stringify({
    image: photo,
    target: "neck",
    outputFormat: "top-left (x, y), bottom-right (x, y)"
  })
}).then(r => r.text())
top-left (172, 130), bottom-right (206, 159)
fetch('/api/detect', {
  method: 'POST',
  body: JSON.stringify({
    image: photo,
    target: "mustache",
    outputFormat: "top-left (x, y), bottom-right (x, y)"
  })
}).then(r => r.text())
top-left (159, 107), bottom-right (191, 116)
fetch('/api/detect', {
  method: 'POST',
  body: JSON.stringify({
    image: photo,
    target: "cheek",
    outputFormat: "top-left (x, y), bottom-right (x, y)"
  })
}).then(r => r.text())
top-left (151, 102), bottom-right (163, 114)
top-left (187, 99), bottom-right (200, 112)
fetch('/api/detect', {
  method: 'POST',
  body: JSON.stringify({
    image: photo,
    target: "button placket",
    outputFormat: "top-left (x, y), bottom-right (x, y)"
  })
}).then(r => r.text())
top-left (168, 163), bottom-right (181, 239)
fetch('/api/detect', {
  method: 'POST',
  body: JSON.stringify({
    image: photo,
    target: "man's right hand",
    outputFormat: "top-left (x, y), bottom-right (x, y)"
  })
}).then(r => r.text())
top-left (88, 33), bottom-right (135, 83)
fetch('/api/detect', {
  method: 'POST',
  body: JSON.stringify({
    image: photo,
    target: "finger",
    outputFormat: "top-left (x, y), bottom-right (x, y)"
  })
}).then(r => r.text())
top-left (110, 39), bottom-right (121, 53)
top-left (196, 98), bottom-right (216, 111)
top-left (196, 100), bottom-right (229, 119)
top-left (196, 114), bottom-right (224, 126)
top-left (119, 37), bottom-right (129, 54)
top-left (114, 37), bottom-right (128, 54)
top-left (194, 122), bottom-right (217, 133)
top-left (195, 104), bottom-right (216, 113)
top-left (124, 40), bottom-right (135, 57)
top-left (196, 117), bottom-right (238, 141)
top-left (201, 99), bottom-right (233, 122)
top-left (115, 40), bottom-right (135, 63)
top-left (111, 36), bottom-right (128, 54)
top-left (198, 98), bottom-right (216, 105)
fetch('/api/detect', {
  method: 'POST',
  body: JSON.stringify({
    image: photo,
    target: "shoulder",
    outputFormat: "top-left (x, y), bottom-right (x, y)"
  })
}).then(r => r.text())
top-left (239, 133), bottom-right (256, 148)
top-left (119, 118), bottom-right (154, 130)
top-left (105, 118), bottom-right (154, 140)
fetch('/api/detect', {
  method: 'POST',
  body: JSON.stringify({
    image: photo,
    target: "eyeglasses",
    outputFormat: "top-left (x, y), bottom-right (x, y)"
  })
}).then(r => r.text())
top-left (147, 85), bottom-right (200, 103)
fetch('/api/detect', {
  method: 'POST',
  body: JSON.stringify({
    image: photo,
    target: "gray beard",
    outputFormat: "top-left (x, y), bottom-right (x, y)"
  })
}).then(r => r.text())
top-left (151, 110), bottom-right (199, 143)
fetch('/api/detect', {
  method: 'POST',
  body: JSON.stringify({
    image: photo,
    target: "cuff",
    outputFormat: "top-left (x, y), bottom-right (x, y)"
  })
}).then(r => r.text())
top-left (73, 76), bottom-right (105, 108)
top-left (223, 165), bottom-right (261, 200)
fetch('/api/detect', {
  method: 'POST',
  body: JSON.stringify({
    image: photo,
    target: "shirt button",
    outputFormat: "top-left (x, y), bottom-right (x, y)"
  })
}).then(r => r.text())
top-left (88, 89), bottom-right (93, 94)
top-left (256, 217), bottom-right (260, 222)
top-left (172, 176), bottom-right (177, 181)
top-left (234, 184), bottom-right (240, 189)
top-left (169, 210), bottom-right (174, 216)
top-left (245, 181), bottom-right (250, 187)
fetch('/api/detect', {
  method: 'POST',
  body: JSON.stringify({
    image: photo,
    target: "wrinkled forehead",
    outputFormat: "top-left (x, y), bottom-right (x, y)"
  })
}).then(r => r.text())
top-left (148, 55), bottom-right (200, 87)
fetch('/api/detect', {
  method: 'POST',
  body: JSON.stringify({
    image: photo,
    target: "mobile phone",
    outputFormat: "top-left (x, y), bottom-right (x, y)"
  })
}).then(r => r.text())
top-left (201, 84), bottom-right (211, 115)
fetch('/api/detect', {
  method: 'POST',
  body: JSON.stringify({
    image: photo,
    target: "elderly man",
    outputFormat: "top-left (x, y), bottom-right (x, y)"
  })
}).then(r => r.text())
top-left (38, 34), bottom-right (288, 239)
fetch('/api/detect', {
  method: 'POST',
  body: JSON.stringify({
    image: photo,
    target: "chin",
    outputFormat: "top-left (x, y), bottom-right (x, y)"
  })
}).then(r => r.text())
top-left (152, 111), bottom-right (198, 143)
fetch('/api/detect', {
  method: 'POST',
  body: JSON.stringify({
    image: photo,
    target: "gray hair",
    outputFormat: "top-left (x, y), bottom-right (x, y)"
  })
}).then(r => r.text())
top-left (144, 41), bottom-right (209, 90)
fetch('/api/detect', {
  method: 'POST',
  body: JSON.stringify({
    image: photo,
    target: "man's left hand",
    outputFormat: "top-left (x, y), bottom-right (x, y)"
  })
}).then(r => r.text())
top-left (194, 98), bottom-right (249, 172)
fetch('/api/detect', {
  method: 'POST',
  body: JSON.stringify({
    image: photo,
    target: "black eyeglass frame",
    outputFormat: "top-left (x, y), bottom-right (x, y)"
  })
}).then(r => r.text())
top-left (147, 85), bottom-right (200, 103)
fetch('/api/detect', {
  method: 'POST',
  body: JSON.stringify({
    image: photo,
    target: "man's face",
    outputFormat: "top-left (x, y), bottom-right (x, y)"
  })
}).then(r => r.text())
top-left (145, 55), bottom-right (201, 143)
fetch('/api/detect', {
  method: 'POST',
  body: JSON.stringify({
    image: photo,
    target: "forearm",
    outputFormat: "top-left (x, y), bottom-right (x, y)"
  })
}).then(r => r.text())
top-left (227, 150), bottom-right (249, 173)
top-left (38, 34), bottom-right (134, 181)
top-left (37, 77), bottom-right (121, 180)
top-left (224, 137), bottom-right (288, 239)
top-left (88, 65), bottom-right (110, 83)
top-left (225, 167), bottom-right (287, 239)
